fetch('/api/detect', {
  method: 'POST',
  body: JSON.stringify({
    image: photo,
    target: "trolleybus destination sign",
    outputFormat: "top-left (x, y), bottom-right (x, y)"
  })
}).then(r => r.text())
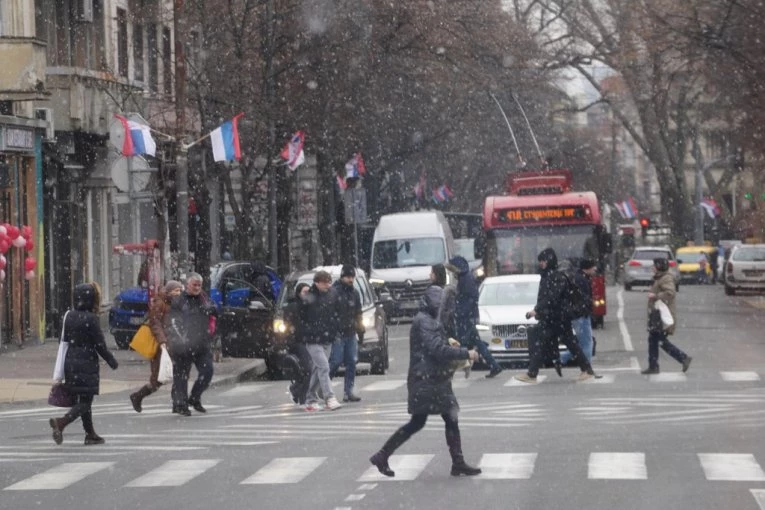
top-left (497, 205), bottom-right (589, 223)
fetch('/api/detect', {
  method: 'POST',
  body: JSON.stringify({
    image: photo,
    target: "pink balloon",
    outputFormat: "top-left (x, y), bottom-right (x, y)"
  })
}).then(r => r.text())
top-left (0, 239), bottom-right (9, 254)
top-left (21, 225), bottom-right (32, 239)
top-left (6, 226), bottom-right (19, 240)
top-left (12, 236), bottom-right (26, 248)
top-left (0, 255), bottom-right (6, 270)
top-left (25, 270), bottom-right (35, 281)
top-left (24, 239), bottom-right (34, 252)
top-left (24, 257), bottom-right (37, 272)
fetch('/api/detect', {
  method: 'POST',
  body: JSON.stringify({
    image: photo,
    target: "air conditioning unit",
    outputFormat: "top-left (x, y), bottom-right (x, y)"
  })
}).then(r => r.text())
top-left (34, 108), bottom-right (55, 141)
top-left (75, 0), bottom-right (94, 22)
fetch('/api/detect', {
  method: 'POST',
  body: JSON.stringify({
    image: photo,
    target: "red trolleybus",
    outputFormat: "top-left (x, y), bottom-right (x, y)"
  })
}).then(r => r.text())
top-left (476, 169), bottom-right (611, 327)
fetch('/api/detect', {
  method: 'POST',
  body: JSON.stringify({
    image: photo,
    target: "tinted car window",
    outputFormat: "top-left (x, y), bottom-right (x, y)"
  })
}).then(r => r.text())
top-left (731, 247), bottom-right (765, 261)
top-left (632, 250), bottom-right (671, 260)
top-left (372, 238), bottom-right (446, 269)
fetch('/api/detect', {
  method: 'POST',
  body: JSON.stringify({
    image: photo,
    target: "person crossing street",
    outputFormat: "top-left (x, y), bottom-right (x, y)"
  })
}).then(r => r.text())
top-left (329, 265), bottom-right (364, 403)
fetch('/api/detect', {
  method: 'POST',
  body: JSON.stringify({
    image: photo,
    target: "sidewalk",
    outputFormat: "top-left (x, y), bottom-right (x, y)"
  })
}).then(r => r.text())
top-left (0, 335), bottom-right (266, 405)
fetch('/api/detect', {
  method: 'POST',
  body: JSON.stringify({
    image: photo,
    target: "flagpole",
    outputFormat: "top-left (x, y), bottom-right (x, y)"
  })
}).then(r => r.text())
top-left (183, 131), bottom-right (212, 150)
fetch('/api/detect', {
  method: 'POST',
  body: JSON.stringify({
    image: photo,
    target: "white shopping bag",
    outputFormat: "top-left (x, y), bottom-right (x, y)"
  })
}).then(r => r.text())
top-left (52, 311), bottom-right (70, 382)
top-left (654, 300), bottom-right (674, 329)
top-left (158, 345), bottom-right (174, 384)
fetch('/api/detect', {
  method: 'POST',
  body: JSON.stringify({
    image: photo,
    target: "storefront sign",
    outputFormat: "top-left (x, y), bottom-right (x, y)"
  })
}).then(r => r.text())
top-left (1, 127), bottom-right (35, 151)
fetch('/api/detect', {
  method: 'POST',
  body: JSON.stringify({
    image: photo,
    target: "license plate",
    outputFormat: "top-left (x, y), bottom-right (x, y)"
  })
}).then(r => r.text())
top-left (505, 339), bottom-right (528, 349)
top-left (743, 270), bottom-right (765, 277)
top-left (129, 316), bottom-right (145, 325)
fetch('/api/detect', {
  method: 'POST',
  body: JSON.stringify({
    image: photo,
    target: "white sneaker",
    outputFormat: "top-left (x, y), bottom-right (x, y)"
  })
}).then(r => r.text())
top-left (325, 396), bottom-right (342, 411)
top-left (304, 402), bottom-right (322, 412)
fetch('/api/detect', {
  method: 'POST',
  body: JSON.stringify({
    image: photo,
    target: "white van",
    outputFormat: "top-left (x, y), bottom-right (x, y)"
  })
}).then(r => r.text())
top-left (369, 211), bottom-right (456, 315)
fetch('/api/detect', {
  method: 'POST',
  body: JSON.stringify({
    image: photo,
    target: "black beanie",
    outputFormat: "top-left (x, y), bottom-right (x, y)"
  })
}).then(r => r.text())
top-left (341, 264), bottom-right (356, 278)
top-left (579, 258), bottom-right (597, 270)
top-left (653, 258), bottom-right (669, 272)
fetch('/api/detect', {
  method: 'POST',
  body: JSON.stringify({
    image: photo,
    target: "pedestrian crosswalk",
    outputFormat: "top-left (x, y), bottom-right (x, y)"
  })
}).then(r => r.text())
top-left (4, 451), bottom-right (765, 490)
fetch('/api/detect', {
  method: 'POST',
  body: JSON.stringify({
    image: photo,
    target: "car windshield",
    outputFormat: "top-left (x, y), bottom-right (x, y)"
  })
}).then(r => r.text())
top-left (372, 238), bottom-right (446, 269)
top-left (731, 247), bottom-right (765, 262)
top-left (632, 250), bottom-right (670, 261)
top-left (454, 239), bottom-right (478, 263)
top-left (479, 280), bottom-right (539, 306)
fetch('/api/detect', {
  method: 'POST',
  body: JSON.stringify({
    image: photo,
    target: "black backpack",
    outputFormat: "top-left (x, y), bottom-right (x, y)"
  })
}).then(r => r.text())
top-left (560, 270), bottom-right (591, 321)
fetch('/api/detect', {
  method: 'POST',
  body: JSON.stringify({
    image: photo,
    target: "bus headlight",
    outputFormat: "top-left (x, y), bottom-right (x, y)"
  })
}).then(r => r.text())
top-left (273, 319), bottom-right (287, 334)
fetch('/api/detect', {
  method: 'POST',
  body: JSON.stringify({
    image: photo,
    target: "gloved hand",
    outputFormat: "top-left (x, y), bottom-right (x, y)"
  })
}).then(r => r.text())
top-left (108, 359), bottom-right (119, 370)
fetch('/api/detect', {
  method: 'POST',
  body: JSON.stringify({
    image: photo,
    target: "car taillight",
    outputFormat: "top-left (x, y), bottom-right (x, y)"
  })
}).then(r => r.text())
top-left (727, 262), bottom-right (733, 273)
top-left (628, 260), bottom-right (642, 266)
top-left (669, 260), bottom-right (677, 267)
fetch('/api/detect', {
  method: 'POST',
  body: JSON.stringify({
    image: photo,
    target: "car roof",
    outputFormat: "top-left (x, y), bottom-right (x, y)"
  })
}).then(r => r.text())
top-left (731, 244), bottom-right (765, 250)
top-left (284, 265), bottom-right (369, 281)
top-left (482, 274), bottom-right (541, 284)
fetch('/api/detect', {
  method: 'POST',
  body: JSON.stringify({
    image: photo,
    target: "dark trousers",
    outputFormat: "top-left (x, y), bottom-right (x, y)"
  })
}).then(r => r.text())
top-left (528, 321), bottom-right (592, 377)
top-left (457, 323), bottom-right (500, 371)
top-left (64, 394), bottom-right (95, 434)
top-left (647, 330), bottom-right (688, 370)
top-left (289, 342), bottom-right (313, 405)
top-left (378, 413), bottom-right (465, 463)
top-left (171, 347), bottom-right (214, 408)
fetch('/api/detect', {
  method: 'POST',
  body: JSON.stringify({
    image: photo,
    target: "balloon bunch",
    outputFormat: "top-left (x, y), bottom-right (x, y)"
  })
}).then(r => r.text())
top-left (0, 224), bottom-right (36, 282)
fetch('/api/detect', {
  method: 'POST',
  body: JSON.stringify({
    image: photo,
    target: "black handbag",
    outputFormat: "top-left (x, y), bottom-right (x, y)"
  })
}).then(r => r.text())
top-left (48, 384), bottom-right (75, 408)
top-left (648, 309), bottom-right (663, 333)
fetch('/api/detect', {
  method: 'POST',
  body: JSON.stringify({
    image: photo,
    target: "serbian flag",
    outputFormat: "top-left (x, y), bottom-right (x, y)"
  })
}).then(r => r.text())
top-left (440, 184), bottom-right (454, 200)
top-left (281, 131), bottom-right (305, 171)
top-left (114, 114), bottom-right (156, 157)
top-left (701, 198), bottom-right (721, 218)
top-left (344, 153), bottom-right (367, 178)
top-left (210, 113), bottom-right (243, 162)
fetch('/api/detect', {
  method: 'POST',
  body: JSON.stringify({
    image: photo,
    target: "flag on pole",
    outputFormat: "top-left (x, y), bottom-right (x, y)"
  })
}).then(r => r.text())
top-left (701, 198), bottom-right (721, 218)
top-left (413, 172), bottom-right (426, 199)
top-left (280, 131), bottom-right (305, 171)
top-left (614, 197), bottom-right (638, 219)
top-left (210, 113), bottom-right (243, 162)
top-left (114, 114), bottom-right (157, 157)
top-left (336, 174), bottom-right (347, 191)
top-left (344, 153), bottom-right (367, 178)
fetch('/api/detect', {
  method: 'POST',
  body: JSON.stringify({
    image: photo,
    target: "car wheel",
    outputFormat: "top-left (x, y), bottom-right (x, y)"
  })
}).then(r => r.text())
top-left (371, 333), bottom-right (389, 375)
top-left (114, 332), bottom-right (132, 350)
top-left (725, 285), bottom-right (735, 296)
top-left (624, 283), bottom-right (632, 291)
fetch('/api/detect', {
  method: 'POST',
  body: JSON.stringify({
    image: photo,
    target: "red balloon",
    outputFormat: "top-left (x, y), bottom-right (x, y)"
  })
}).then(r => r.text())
top-left (6, 226), bottom-right (19, 240)
top-left (24, 239), bottom-right (34, 252)
top-left (24, 257), bottom-right (37, 272)
top-left (21, 225), bottom-right (32, 239)
top-left (0, 240), bottom-right (9, 254)
top-left (0, 256), bottom-right (6, 270)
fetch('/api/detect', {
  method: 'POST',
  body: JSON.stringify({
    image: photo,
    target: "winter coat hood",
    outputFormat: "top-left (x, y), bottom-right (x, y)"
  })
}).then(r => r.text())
top-left (419, 285), bottom-right (443, 318)
top-left (537, 248), bottom-right (558, 277)
top-left (446, 256), bottom-right (470, 275)
top-left (73, 283), bottom-right (99, 312)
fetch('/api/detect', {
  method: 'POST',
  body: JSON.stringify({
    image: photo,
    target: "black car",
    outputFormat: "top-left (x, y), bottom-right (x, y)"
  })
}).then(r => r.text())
top-left (209, 261), bottom-right (282, 359)
top-left (271, 265), bottom-right (390, 377)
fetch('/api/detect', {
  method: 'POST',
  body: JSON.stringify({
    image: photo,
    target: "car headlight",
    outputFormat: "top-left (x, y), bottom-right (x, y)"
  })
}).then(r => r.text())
top-left (363, 315), bottom-right (375, 328)
top-left (476, 323), bottom-right (490, 331)
top-left (272, 319), bottom-right (287, 334)
top-left (369, 278), bottom-right (386, 286)
top-left (474, 266), bottom-right (485, 278)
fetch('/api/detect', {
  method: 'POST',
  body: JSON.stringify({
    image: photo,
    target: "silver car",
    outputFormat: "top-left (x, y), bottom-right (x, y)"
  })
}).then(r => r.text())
top-left (724, 244), bottom-right (765, 295)
top-left (623, 245), bottom-right (680, 291)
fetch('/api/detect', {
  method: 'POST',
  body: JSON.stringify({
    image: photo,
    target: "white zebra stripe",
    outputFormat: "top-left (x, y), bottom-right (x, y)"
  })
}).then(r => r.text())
top-left (4, 462), bottom-right (114, 490)
top-left (125, 459), bottom-right (221, 487)
top-left (240, 457), bottom-right (326, 484)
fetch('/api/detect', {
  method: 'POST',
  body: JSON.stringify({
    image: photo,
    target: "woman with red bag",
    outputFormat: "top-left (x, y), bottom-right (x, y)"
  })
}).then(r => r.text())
top-left (49, 283), bottom-right (119, 445)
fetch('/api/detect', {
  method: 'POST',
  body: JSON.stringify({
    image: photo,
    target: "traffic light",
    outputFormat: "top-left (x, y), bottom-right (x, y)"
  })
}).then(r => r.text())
top-left (639, 217), bottom-right (651, 239)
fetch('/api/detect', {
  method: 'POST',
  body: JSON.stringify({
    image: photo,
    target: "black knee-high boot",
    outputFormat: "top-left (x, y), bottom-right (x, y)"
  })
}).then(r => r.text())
top-left (445, 424), bottom-right (481, 476)
top-left (369, 428), bottom-right (413, 477)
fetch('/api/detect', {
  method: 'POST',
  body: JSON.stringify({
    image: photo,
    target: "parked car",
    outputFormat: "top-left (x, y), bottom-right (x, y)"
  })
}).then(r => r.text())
top-left (623, 245), bottom-right (679, 291)
top-left (271, 265), bottom-right (390, 377)
top-left (108, 287), bottom-right (150, 349)
top-left (476, 274), bottom-right (572, 366)
top-left (724, 244), bottom-right (765, 295)
top-left (210, 261), bottom-right (282, 359)
top-left (675, 245), bottom-right (716, 284)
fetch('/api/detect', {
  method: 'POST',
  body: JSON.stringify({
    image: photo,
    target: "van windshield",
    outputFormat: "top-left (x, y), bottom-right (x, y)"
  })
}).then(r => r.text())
top-left (372, 238), bottom-right (446, 269)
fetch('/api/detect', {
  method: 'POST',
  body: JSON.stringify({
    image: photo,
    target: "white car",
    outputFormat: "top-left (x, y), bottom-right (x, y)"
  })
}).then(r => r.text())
top-left (725, 244), bottom-right (765, 295)
top-left (476, 274), bottom-right (569, 365)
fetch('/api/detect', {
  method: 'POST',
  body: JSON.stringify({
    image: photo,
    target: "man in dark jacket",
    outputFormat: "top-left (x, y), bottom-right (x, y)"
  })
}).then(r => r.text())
top-left (250, 262), bottom-right (275, 303)
top-left (300, 270), bottom-right (342, 411)
top-left (329, 265), bottom-right (365, 402)
top-left (560, 259), bottom-right (597, 368)
top-left (445, 256), bottom-right (503, 378)
top-left (515, 248), bottom-right (595, 383)
top-left (166, 272), bottom-right (217, 416)
top-left (369, 285), bottom-right (481, 478)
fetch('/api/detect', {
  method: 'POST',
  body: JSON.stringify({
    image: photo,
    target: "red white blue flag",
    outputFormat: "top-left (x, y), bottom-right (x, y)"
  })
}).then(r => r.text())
top-left (614, 197), bottom-right (638, 219)
top-left (114, 114), bottom-right (156, 157)
top-left (701, 198), bottom-right (721, 218)
top-left (336, 174), bottom-right (347, 191)
top-left (413, 172), bottom-right (427, 199)
top-left (344, 153), bottom-right (367, 178)
top-left (210, 113), bottom-right (243, 162)
top-left (280, 131), bottom-right (305, 171)
top-left (432, 184), bottom-right (454, 203)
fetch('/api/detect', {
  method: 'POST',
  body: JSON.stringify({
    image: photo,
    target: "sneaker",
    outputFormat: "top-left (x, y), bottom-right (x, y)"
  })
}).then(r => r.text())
top-left (325, 396), bottom-right (343, 411)
top-left (463, 365), bottom-right (472, 379)
top-left (682, 356), bottom-right (692, 373)
top-left (304, 402), bottom-right (322, 412)
top-left (343, 394), bottom-right (361, 403)
top-left (554, 361), bottom-right (563, 378)
top-left (514, 373), bottom-right (537, 383)
top-left (640, 367), bottom-right (659, 375)
top-left (576, 372), bottom-right (593, 382)
top-left (188, 400), bottom-right (207, 413)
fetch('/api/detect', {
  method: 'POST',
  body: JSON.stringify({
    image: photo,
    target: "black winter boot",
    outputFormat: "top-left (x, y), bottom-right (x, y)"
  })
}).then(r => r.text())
top-left (450, 459), bottom-right (482, 477)
top-left (49, 416), bottom-right (71, 445)
top-left (446, 423), bottom-right (482, 476)
top-left (369, 428), bottom-right (413, 477)
top-left (369, 450), bottom-right (395, 477)
top-left (130, 385), bottom-right (156, 413)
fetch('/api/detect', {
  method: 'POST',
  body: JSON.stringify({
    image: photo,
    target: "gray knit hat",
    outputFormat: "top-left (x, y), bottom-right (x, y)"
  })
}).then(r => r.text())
top-left (164, 280), bottom-right (183, 293)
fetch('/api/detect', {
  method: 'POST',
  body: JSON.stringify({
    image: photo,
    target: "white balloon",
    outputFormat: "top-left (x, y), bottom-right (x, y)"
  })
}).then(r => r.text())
top-left (12, 236), bottom-right (26, 248)
top-left (25, 270), bottom-right (35, 280)
top-left (0, 226), bottom-right (6, 236)
top-left (0, 269), bottom-right (5, 281)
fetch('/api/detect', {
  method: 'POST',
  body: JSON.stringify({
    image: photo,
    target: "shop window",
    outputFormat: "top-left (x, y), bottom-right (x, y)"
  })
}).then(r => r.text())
top-left (117, 8), bottom-right (128, 77)
top-left (133, 23), bottom-right (144, 82)
top-left (162, 26), bottom-right (172, 95)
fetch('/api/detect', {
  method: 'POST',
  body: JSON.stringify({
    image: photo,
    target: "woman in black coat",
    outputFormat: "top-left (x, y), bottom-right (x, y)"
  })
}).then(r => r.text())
top-left (49, 283), bottom-right (118, 445)
top-left (369, 285), bottom-right (481, 478)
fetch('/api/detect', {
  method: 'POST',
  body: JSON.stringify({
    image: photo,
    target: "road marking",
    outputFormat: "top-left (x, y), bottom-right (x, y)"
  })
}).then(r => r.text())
top-left (125, 459), bottom-right (221, 487)
top-left (362, 380), bottom-right (407, 391)
top-left (219, 384), bottom-right (272, 397)
top-left (241, 457), bottom-right (326, 484)
top-left (721, 371), bottom-right (761, 382)
top-left (357, 483), bottom-right (377, 490)
top-left (504, 375), bottom-right (548, 386)
top-left (344, 494), bottom-right (366, 501)
top-left (616, 289), bottom-right (634, 351)
top-left (751, 489), bottom-right (765, 509)
top-left (579, 374), bottom-right (615, 384)
top-left (648, 373), bottom-right (687, 382)
top-left (588, 452), bottom-right (646, 479)
top-left (4, 462), bottom-right (114, 490)
top-left (357, 454), bottom-right (434, 481)
top-left (699, 454), bottom-right (765, 481)
top-left (476, 453), bottom-right (536, 479)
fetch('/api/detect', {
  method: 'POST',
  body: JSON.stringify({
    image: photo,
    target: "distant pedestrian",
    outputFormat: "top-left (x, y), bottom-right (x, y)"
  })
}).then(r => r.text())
top-left (696, 252), bottom-right (709, 284)
top-left (369, 285), bottom-right (481, 478)
top-left (301, 270), bottom-right (342, 411)
top-left (641, 258), bottom-right (692, 374)
top-left (329, 265), bottom-right (364, 403)
top-left (249, 262), bottom-right (275, 303)
top-left (49, 283), bottom-right (118, 445)
top-left (129, 280), bottom-right (183, 413)
top-left (515, 248), bottom-right (595, 383)
top-left (446, 256), bottom-right (503, 378)
top-left (286, 283), bottom-right (313, 405)
top-left (709, 246), bottom-right (719, 284)
top-left (166, 273), bottom-right (217, 416)
top-left (560, 259), bottom-right (597, 366)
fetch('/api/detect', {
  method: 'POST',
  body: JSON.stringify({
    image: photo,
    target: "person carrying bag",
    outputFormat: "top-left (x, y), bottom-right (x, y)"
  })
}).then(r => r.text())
top-left (48, 311), bottom-right (74, 408)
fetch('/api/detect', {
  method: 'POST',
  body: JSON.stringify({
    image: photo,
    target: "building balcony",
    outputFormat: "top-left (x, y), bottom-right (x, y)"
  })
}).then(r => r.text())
top-left (0, 37), bottom-right (49, 101)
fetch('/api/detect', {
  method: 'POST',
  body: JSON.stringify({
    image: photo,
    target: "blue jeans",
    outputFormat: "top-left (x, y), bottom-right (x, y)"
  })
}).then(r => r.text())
top-left (561, 317), bottom-right (593, 365)
top-left (329, 335), bottom-right (358, 397)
